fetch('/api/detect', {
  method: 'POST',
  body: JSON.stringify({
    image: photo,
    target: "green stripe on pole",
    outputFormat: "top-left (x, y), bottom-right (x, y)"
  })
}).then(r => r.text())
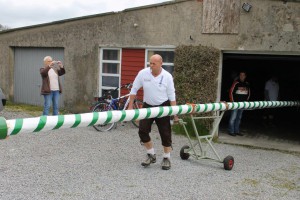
top-left (212, 104), bottom-right (215, 111)
top-left (145, 108), bottom-right (151, 119)
top-left (195, 104), bottom-right (201, 112)
top-left (132, 109), bottom-right (140, 120)
top-left (0, 117), bottom-right (7, 139)
top-left (157, 107), bottom-right (164, 118)
top-left (71, 114), bottom-right (81, 128)
top-left (119, 110), bottom-right (126, 122)
top-left (219, 103), bottom-right (223, 110)
top-left (178, 105), bottom-right (183, 115)
top-left (104, 111), bottom-right (113, 124)
top-left (248, 102), bottom-right (251, 108)
top-left (88, 112), bottom-right (99, 126)
top-left (34, 116), bottom-right (47, 133)
top-left (10, 118), bottom-right (23, 135)
top-left (204, 104), bottom-right (208, 112)
top-left (53, 115), bottom-right (64, 129)
top-left (168, 106), bottom-right (173, 116)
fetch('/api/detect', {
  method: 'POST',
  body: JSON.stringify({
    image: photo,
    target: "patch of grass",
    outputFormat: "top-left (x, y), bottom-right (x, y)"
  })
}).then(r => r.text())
top-left (242, 178), bottom-right (260, 187)
top-left (4, 101), bottom-right (69, 117)
top-left (274, 181), bottom-right (297, 191)
top-left (267, 173), bottom-right (299, 191)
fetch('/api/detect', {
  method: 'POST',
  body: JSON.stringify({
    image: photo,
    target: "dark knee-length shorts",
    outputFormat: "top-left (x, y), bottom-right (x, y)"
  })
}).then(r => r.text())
top-left (138, 101), bottom-right (172, 147)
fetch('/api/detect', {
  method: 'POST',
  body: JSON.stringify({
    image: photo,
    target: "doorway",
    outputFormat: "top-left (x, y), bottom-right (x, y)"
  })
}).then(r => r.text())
top-left (220, 53), bottom-right (300, 141)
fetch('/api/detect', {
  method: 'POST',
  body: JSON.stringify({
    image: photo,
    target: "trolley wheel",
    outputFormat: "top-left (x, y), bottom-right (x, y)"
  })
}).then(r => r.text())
top-left (180, 145), bottom-right (190, 160)
top-left (223, 155), bottom-right (234, 170)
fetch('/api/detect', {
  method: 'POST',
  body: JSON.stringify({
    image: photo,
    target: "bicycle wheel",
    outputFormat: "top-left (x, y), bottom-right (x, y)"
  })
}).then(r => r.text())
top-left (131, 99), bottom-right (143, 128)
top-left (92, 102), bottom-right (115, 132)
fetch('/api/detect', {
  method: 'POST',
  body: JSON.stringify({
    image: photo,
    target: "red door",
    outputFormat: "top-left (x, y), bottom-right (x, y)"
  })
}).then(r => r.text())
top-left (121, 49), bottom-right (145, 100)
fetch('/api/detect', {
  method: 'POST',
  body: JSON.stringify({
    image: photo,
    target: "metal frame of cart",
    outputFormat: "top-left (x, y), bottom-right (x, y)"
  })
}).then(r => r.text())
top-left (179, 104), bottom-right (234, 170)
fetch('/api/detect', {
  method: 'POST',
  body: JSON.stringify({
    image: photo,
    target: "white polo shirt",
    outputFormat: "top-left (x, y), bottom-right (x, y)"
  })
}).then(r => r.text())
top-left (130, 67), bottom-right (176, 106)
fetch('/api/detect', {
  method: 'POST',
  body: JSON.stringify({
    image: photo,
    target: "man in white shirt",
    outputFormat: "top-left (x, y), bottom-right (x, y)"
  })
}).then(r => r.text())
top-left (128, 54), bottom-right (178, 170)
top-left (264, 75), bottom-right (279, 123)
top-left (265, 76), bottom-right (279, 101)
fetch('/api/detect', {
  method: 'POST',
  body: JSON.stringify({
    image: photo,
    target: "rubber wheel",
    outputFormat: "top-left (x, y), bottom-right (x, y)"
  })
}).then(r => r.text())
top-left (92, 103), bottom-right (115, 132)
top-left (223, 155), bottom-right (234, 170)
top-left (180, 145), bottom-right (190, 160)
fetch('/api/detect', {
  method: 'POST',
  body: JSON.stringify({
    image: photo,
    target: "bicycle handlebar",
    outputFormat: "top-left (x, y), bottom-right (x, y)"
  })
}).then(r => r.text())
top-left (98, 83), bottom-right (133, 100)
top-left (121, 83), bottom-right (132, 89)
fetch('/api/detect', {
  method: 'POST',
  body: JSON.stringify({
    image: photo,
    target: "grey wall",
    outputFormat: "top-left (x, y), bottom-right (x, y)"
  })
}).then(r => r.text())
top-left (0, 0), bottom-right (299, 112)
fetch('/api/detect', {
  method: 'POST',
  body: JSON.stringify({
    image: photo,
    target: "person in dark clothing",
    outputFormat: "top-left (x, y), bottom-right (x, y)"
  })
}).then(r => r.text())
top-left (228, 71), bottom-right (250, 136)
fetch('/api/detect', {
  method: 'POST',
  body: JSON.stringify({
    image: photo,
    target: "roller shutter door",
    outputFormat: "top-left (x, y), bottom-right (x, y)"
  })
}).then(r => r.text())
top-left (14, 47), bottom-right (64, 107)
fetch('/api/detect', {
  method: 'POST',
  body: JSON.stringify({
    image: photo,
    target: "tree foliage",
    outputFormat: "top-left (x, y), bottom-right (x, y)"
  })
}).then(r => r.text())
top-left (0, 24), bottom-right (10, 31)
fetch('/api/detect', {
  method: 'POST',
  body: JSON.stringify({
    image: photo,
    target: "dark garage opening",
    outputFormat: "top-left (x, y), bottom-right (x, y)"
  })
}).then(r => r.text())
top-left (220, 53), bottom-right (300, 141)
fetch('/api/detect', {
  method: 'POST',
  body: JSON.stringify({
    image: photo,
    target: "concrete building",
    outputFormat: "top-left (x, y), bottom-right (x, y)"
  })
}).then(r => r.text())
top-left (0, 0), bottom-right (299, 113)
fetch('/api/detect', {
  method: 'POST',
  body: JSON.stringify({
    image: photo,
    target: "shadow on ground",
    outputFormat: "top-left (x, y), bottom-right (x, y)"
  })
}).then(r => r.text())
top-left (218, 107), bottom-right (300, 152)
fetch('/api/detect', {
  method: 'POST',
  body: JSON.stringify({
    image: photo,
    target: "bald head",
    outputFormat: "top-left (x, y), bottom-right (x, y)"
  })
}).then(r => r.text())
top-left (149, 54), bottom-right (163, 76)
top-left (150, 54), bottom-right (163, 63)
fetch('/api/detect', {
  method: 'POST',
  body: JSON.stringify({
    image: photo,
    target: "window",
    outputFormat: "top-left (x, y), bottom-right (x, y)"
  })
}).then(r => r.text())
top-left (146, 49), bottom-right (175, 74)
top-left (100, 48), bottom-right (121, 97)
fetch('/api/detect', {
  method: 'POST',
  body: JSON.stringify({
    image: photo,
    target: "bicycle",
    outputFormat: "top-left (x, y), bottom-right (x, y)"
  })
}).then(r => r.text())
top-left (91, 83), bottom-right (143, 132)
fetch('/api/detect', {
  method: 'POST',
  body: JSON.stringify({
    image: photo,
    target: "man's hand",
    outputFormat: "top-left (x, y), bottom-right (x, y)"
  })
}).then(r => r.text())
top-left (57, 61), bottom-right (64, 68)
top-left (49, 61), bottom-right (55, 68)
top-left (173, 115), bottom-right (179, 124)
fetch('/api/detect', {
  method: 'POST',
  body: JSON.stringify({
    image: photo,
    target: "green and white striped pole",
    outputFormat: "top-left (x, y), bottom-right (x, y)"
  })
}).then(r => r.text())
top-left (0, 101), bottom-right (299, 139)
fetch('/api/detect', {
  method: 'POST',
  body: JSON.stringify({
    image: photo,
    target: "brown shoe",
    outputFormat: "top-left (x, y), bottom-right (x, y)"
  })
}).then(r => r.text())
top-left (161, 158), bottom-right (171, 170)
top-left (141, 154), bottom-right (156, 167)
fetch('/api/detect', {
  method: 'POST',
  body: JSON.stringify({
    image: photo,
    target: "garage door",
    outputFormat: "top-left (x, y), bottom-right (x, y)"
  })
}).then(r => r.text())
top-left (14, 47), bottom-right (64, 107)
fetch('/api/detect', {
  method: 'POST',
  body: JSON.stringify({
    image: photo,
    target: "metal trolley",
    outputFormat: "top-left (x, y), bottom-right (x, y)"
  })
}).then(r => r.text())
top-left (178, 104), bottom-right (234, 170)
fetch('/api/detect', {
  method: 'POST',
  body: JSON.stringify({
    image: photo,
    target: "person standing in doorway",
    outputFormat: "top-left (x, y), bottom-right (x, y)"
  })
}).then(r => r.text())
top-left (228, 71), bottom-right (250, 136)
top-left (264, 75), bottom-right (279, 125)
top-left (40, 56), bottom-right (65, 116)
top-left (127, 54), bottom-right (178, 170)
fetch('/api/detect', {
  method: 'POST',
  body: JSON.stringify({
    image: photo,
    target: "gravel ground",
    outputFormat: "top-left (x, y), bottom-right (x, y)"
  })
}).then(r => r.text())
top-left (1, 110), bottom-right (300, 200)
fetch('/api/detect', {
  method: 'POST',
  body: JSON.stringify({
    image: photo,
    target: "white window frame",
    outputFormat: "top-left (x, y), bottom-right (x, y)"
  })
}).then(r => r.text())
top-left (145, 49), bottom-right (175, 72)
top-left (99, 48), bottom-right (122, 97)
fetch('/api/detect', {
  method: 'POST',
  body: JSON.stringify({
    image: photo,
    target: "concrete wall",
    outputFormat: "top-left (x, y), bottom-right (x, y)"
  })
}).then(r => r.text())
top-left (0, 0), bottom-right (299, 112)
